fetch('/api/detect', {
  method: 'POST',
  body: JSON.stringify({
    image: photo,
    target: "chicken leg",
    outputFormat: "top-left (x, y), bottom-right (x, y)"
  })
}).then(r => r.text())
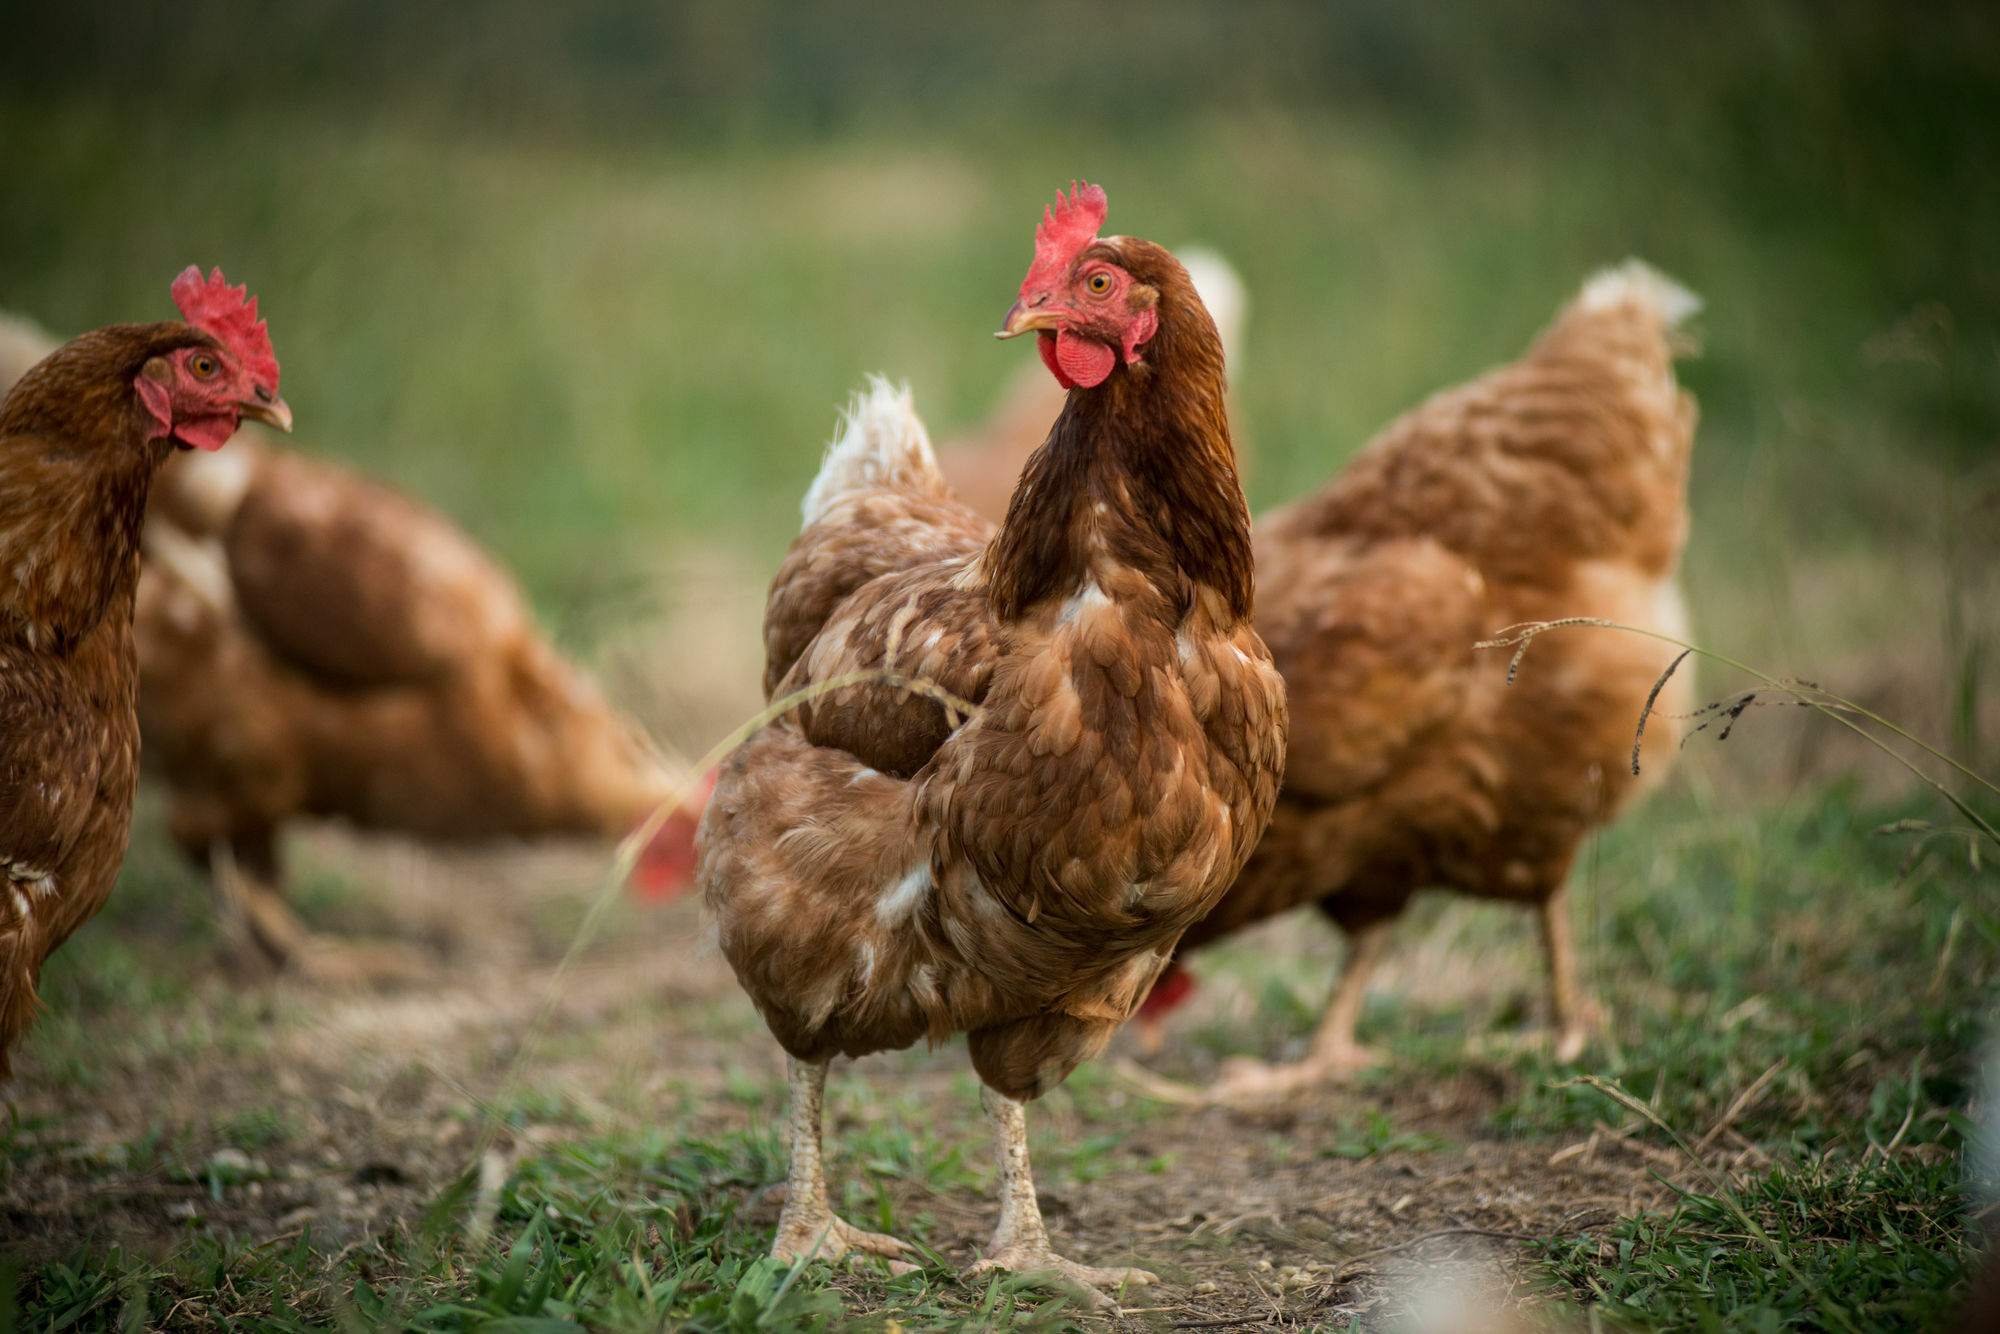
top-left (1541, 884), bottom-right (1604, 1062)
top-left (1208, 918), bottom-right (1395, 1102)
top-left (770, 1057), bottom-right (913, 1269)
top-left (966, 1087), bottom-right (1156, 1305)
top-left (208, 840), bottom-right (430, 987)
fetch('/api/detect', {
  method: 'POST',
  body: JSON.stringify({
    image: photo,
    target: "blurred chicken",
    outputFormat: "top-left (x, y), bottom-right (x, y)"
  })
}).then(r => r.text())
top-left (0, 311), bottom-right (56, 393)
top-left (1137, 262), bottom-right (1699, 1098)
top-left (0, 315), bottom-right (705, 984)
top-left (940, 246), bottom-right (1247, 522)
top-left (1, 268), bottom-right (289, 1074)
top-left (699, 185), bottom-right (1284, 1299)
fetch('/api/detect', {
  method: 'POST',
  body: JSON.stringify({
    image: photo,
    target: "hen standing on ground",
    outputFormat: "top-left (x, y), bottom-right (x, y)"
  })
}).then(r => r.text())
top-left (697, 183), bottom-right (1285, 1299)
top-left (0, 268), bottom-right (291, 1075)
top-left (1136, 263), bottom-right (1699, 1099)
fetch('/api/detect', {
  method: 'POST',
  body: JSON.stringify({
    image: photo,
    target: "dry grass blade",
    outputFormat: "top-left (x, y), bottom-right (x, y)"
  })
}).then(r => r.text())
top-left (1631, 648), bottom-right (1692, 775)
top-left (1477, 619), bottom-right (2000, 852)
top-left (1693, 1059), bottom-right (1786, 1154)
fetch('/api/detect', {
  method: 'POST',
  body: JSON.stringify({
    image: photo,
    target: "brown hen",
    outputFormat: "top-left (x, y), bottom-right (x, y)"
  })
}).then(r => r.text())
top-left (134, 438), bottom-right (705, 980)
top-left (1141, 262), bottom-right (1699, 1100)
top-left (698, 184), bottom-right (1285, 1300)
top-left (0, 269), bottom-right (290, 1075)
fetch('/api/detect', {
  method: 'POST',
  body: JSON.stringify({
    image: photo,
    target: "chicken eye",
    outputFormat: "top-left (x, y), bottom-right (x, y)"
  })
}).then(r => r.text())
top-left (189, 353), bottom-right (219, 379)
top-left (1086, 271), bottom-right (1114, 296)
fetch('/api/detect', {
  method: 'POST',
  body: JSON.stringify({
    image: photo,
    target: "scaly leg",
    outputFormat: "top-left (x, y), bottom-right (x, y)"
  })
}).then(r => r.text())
top-left (1540, 885), bottom-right (1604, 1062)
top-left (770, 1057), bottom-right (913, 1268)
top-left (209, 838), bottom-right (429, 987)
top-left (966, 1087), bottom-right (1155, 1305)
top-left (1210, 919), bottom-right (1394, 1102)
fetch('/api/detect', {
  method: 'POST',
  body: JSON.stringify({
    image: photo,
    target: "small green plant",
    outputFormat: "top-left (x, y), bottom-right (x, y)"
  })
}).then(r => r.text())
top-left (1318, 1109), bottom-right (1456, 1159)
top-left (1537, 1151), bottom-right (1971, 1333)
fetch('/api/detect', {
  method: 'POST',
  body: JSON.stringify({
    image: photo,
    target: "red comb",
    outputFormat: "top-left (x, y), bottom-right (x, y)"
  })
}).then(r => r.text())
top-left (1021, 181), bottom-right (1108, 295)
top-left (170, 266), bottom-right (280, 390)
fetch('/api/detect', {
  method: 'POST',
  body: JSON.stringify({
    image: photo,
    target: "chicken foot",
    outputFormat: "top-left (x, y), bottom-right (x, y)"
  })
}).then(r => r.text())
top-left (770, 1057), bottom-right (914, 1270)
top-left (208, 841), bottom-right (430, 988)
top-left (967, 1087), bottom-right (1156, 1305)
top-left (1209, 918), bottom-right (1394, 1102)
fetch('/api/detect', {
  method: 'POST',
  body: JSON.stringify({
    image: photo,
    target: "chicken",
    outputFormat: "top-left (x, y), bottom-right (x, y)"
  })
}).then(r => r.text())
top-left (697, 183), bottom-right (1285, 1299)
top-left (939, 247), bottom-right (1248, 523)
top-left (134, 437), bottom-right (707, 979)
top-left (0, 311), bottom-right (56, 396)
top-left (1137, 262), bottom-right (1698, 1099)
top-left (0, 316), bottom-right (706, 983)
top-left (0, 267), bottom-right (291, 1075)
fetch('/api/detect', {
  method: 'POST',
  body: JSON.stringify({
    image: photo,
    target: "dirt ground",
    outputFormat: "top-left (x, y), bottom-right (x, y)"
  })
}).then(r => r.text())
top-left (1, 806), bottom-right (1698, 1330)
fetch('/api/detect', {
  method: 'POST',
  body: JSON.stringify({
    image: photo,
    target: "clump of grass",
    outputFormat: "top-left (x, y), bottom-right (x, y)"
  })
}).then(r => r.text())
top-left (1537, 1151), bottom-right (1972, 1333)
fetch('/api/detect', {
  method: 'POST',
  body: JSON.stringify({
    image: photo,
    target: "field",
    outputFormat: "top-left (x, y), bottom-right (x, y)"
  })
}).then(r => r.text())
top-left (2, 3), bottom-right (1997, 1329)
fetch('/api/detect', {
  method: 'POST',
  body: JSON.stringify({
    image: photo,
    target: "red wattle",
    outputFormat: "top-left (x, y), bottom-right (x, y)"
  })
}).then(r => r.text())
top-left (629, 768), bottom-right (717, 904)
top-left (1037, 332), bottom-right (1074, 389)
top-left (173, 414), bottom-right (237, 452)
top-left (1055, 330), bottom-right (1117, 388)
top-left (1137, 963), bottom-right (1197, 1020)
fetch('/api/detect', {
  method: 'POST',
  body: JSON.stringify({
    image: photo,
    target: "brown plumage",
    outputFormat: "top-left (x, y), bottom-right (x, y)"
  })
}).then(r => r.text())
top-left (0, 272), bottom-right (291, 1076)
top-left (698, 186), bottom-right (1285, 1298)
top-left (134, 437), bottom-right (703, 978)
top-left (1142, 262), bottom-right (1699, 1099)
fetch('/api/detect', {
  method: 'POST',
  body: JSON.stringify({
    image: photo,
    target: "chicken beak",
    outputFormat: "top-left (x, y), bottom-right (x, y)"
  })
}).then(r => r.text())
top-left (996, 298), bottom-right (1062, 340)
top-left (237, 392), bottom-right (293, 433)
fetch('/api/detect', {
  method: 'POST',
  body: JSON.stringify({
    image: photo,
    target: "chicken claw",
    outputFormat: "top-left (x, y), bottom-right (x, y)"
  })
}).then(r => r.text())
top-left (1203, 919), bottom-right (1392, 1103)
top-left (968, 1088), bottom-right (1156, 1307)
top-left (967, 1247), bottom-right (1157, 1308)
top-left (1209, 1042), bottom-right (1385, 1104)
top-left (772, 1211), bottom-right (916, 1273)
top-left (771, 1058), bottom-right (916, 1274)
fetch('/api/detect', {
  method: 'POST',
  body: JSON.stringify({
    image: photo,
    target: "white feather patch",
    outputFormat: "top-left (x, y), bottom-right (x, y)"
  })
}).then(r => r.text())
top-left (1579, 260), bottom-right (1702, 328)
top-left (876, 865), bottom-right (931, 926)
top-left (800, 377), bottom-right (941, 530)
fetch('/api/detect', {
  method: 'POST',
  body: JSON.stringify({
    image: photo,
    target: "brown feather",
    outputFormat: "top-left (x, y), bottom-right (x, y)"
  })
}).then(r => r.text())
top-left (135, 442), bottom-right (681, 858)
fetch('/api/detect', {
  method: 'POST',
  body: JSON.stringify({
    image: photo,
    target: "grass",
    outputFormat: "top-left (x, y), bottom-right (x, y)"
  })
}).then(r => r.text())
top-left (1537, 1153), bottom-right (1972, 1333)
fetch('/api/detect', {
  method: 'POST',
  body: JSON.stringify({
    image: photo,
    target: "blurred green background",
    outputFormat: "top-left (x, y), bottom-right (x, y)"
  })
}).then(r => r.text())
top-left (2, 0), bottom-right (1994, 761)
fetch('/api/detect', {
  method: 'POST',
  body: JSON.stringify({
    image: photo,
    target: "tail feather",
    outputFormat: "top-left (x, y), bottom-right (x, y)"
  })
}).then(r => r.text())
top-left (0, 309), bottom-right (60, 400)
top-left (1175, 247), bottom-right (1249, 373)
top-left (1577, 259), bottom-right (1702, 330)
top-left (799, 377), bottom-right (948, 530)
